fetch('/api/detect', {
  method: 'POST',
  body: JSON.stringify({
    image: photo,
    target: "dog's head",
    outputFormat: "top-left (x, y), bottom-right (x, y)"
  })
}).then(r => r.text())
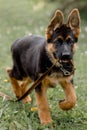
top-left (46, 9), bottom-right (81, 74)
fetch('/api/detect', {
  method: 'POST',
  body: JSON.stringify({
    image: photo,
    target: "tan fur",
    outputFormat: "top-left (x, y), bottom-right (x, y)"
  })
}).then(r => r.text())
top-left (7, 9), bottom-right (81, 125)
top-left (46, 10), bottom-right (64, 41)
top-left (53, 35), bottom-right (64, 43)
top-left (35, 73), bottom-right (76, 124)
top-left (67, 8), bottom-right (81, 38)
top-left (6, 68), bottom-right (32, 103)
top-left (59, 81), bottom-right (77, 110)
top-left (46, 43), bottom-right (59, 65)
top-left (65, 36), bottom-right (78, 53)
top-left (73, 43), bottom-right (78, 53)
top-left (41, 75), bottom-right (76, 111)
top-left (35, 79), bottom-right (52, 124)
top-left (65, 35), bottom-right (72, 40)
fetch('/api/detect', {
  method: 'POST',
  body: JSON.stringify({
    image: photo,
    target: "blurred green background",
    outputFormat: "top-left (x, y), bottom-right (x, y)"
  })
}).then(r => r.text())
top-left (0, 0), bottom-right (87, 130)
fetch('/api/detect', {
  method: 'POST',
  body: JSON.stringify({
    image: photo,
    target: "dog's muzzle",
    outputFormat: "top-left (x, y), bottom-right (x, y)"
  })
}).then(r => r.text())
top-left (59, 53), bottom-right (74, 76)
top-left (53, 48), bottom-right (74, 76)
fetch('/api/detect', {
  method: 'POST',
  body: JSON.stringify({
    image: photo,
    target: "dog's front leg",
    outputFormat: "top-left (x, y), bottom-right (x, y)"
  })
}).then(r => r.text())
top-left (59, 80), bottom-right (77, 110)
top-left (35, 81), bottom-right (52, 125)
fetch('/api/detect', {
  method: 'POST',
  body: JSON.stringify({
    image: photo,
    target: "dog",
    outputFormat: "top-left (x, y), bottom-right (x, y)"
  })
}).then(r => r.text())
top-left (7, 8), bottom-right (81, 125)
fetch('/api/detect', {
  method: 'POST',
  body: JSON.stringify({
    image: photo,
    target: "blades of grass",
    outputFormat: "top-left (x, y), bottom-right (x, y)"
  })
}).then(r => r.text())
top-left (0, 109), bottom-right (3, 118)
top-left (0, 91), bottom-right (12, 101)
top-left (12, 121), bottom-right (27, 130)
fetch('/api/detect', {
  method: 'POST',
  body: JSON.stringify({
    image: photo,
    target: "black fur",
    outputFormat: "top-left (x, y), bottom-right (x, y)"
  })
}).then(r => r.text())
top-left (10, 25), bottom-right (76, 81)
top-left (10, 35), bottom-right (52, 81)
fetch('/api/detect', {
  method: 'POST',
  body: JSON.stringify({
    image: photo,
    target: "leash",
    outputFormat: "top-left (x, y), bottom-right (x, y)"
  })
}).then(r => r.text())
top-left (16, 60), bottom-right (58, 102)
top-left (0, 60), bottom-right (74, 102)
top-left (0, 61), bottom-right (57, 102)
top-left (16, 60), bottom-right (74, 102)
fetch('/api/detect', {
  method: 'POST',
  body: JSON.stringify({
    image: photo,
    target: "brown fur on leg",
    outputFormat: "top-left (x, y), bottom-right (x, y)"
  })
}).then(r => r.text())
top-left (35, 79), bottom-right (52, 125)
top-left (6, 67), bottom-right (32, 103)
top-left (20, 78), bottom-right (32, 103)
top-left (59, 80), bottom-right (77, 110)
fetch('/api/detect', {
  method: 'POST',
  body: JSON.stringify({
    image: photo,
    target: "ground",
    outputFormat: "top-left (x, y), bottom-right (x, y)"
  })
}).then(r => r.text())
top-left (0, 0), bottom-right (87, 130)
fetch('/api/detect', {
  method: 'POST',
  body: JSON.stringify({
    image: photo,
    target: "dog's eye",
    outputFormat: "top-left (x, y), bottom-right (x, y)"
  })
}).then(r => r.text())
top-left (66, 38), bottom-right (73, 45)
top-left (57, 38), bottom-right (63, 44)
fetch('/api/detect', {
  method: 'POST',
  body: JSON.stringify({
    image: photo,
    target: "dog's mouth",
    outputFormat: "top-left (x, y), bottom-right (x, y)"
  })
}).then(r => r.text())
top-left (59, 59), bottom-right (74, 73)
top-left (52, 52), bottom-right (74, 75)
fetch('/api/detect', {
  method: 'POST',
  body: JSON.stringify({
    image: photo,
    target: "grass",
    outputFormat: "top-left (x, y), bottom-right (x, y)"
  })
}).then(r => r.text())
top-left (0, 0), bottom-right (87, 129)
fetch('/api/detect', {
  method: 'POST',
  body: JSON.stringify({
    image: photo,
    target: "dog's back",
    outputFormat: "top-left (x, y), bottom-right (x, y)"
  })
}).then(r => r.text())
top-left (10, 35), bottom-right (48, 80)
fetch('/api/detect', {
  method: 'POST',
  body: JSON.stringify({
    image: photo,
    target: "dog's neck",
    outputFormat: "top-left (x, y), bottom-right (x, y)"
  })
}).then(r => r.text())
top-left (39, 43), bottom-right (60, 74)
top-left (39, 42), bottom-right (75, 77)
top-left (39, 45), bottom-right (53, 73)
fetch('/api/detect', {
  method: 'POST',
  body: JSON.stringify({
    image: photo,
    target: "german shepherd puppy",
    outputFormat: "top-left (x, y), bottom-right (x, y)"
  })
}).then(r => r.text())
top-left (7, 9), bottom-right (81, 124)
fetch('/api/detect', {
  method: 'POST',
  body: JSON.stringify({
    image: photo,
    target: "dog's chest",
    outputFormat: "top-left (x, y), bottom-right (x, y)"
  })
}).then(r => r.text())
top-left (49, 71), bottom-right (63, 79)
top-left (47, 71), bottom-right (73, 86)
top-left (47, 71), bottom-right (63, 85)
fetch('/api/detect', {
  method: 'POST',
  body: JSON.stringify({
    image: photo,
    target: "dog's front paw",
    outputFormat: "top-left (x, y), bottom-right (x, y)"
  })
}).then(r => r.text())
top-left (41, 118), bottom-right (52, 125)
top-left (39, 110), bottom-right (52, 125)
top-left (59, 99), bottom-right (76, 110)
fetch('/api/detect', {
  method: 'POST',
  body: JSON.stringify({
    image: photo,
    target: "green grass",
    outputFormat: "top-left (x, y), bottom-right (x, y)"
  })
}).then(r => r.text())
top-left (0, 0), bottom-right (87, 130)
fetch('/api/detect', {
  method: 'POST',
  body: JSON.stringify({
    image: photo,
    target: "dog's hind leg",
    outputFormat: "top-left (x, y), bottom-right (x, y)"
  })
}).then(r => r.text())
top-left (6, 67), bottom-right (32, 103)
top-left (35, 78), bottom-right (52, 125)
top-left (59, 80), bottom-right (77, 110)
top-left (20, 78), bottom-right (32, 103)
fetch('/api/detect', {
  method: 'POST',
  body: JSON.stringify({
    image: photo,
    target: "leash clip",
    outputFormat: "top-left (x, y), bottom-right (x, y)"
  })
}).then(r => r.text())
top-left (60, 66), bottom-right (71, 76)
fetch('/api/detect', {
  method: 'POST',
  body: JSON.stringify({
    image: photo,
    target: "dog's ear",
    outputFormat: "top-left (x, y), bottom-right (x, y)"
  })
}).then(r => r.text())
top-left (46, 10), bottom-right (64, 42)
top-left (67, 8), bottom-right (81, 38)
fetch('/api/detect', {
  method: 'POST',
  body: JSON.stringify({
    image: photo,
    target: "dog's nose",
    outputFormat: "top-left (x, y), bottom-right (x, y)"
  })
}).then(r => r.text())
top-left (61, 43), bottom-right (71, 60)
top-left (61, 52), bottom-right (71, 60)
